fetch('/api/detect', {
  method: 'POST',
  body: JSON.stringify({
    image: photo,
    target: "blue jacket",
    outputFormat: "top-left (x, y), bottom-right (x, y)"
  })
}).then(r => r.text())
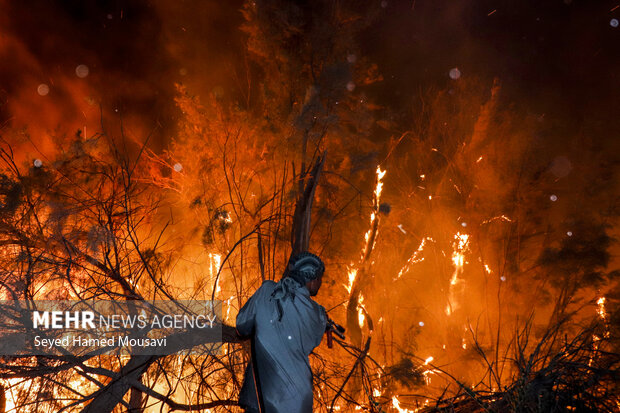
top-left (236, 280), bottom-right (326, 412)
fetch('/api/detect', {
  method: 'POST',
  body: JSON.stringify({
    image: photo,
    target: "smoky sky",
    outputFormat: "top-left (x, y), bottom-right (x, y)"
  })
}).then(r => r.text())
top-left (366, 0), bottom-right (620, 128)
top-left (0, 0), bottom-right (245, 151)
top-left (1, 0), bottom-right (619, 152)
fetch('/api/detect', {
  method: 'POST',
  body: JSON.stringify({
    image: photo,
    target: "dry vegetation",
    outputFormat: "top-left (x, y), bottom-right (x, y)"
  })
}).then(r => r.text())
top-left (0, 1), bottom-right (618, 412)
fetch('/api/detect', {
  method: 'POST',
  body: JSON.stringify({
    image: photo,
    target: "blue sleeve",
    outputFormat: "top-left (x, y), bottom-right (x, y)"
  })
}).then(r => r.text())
top-left (312, 304), bottom-right (328, 350)
top-left (236, 281), bottom-right (273, 338)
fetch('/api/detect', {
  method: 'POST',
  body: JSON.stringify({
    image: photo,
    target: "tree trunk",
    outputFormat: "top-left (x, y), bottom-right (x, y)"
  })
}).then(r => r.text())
top-left (290, 152), bottom-right (326, 258)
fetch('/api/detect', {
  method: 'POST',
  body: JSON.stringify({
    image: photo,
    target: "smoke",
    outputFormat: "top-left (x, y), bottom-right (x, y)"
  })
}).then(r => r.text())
top-left (2, 0), bottom-right (618, 154)
top-left (0, 0), bottom-right (245, 159)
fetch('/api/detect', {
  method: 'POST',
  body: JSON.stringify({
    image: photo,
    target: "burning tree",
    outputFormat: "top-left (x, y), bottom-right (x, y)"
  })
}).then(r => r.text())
top-left (0, 0), bottom-right (619, 412)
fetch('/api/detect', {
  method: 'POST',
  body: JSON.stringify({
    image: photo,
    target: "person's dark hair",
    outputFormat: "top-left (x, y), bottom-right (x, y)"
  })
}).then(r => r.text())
top-left (287, 251), bottom-right (324, 285)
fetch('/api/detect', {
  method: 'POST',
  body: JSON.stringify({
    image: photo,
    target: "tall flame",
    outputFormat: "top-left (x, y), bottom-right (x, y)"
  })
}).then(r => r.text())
top-left (361, 166), bottom-right (386, 260)
top-left (345, 267), bottom-right (357, 294)
top-left (358, 294), bottom-right (366, 328)
top-left (210, 253), bottom-right (222, 294)
top-left (374, 166), bottom-right (386, 199)
top-left (596, 297), bottom-right (607, 320)
top-left (446, 232), bottom-right (469, 315)
top-left (596, 296), bottom-right (610, 339)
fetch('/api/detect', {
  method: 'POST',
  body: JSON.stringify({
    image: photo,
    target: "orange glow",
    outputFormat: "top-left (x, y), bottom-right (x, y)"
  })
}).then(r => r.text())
top-left (361, 166), bottom-right (386, 260)
top-left (358, 294), bottom-right (366, 328)
top-left (392, 396), bottom-right (414, 413)
top-left (447, 233), bottom-right (469, 315)
top-left (596, 297), bottom-right (607, 320)
top-left (0, 4), bottom-right (615, 409)
top-left (345, 267), bottom-right (357, 294)
top-left (374, 166), bottom-right (387, 199)
top-left (210, 253), bottom-right (222, 295)
top-left (396, 238), bottom-right (433, 279)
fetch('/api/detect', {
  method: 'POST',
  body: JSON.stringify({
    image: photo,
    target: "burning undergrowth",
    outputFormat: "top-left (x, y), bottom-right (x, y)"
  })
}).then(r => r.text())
top-left (0, 1), bottom-right (618, 412)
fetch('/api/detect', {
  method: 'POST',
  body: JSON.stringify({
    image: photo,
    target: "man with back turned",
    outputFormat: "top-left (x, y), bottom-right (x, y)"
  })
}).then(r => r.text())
top-left (236, 251), bottom-right (327, 413)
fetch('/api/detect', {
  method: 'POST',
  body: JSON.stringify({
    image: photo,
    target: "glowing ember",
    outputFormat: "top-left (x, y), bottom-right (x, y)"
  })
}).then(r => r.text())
top-left (424, 356), bottom-right (434, 365)
top-left (422, 369), bottom-right (438, 386)
top-left (481, 215), bottom-right (513, 224)
top-left (221, 212), bottom-right (233, 224)
top-left (590, 335), bottom-right (601, 366)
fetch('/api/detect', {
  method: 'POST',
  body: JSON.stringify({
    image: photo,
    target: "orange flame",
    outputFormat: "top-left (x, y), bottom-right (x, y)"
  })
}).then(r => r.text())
top-left (210, 253), bottom-right (222, 295)
top-left (596, 297), bottom-right (607, 320)
top-left (358, 294), bottom-right (366, 328)
top-left (361, 167), bottom-right (386, 260)
top-left (396, 238), bottom-right (434, 280)
top-left (446, 232), bottom-right (469, 315)
top-left (344, 267), bottom-right (357, 294)
top-left (392, 396), bottom-right (415, 413)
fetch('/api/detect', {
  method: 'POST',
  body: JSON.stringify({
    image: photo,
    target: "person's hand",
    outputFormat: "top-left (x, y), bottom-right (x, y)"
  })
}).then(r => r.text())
top-left (326, 318), bottom-right (345, 339)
